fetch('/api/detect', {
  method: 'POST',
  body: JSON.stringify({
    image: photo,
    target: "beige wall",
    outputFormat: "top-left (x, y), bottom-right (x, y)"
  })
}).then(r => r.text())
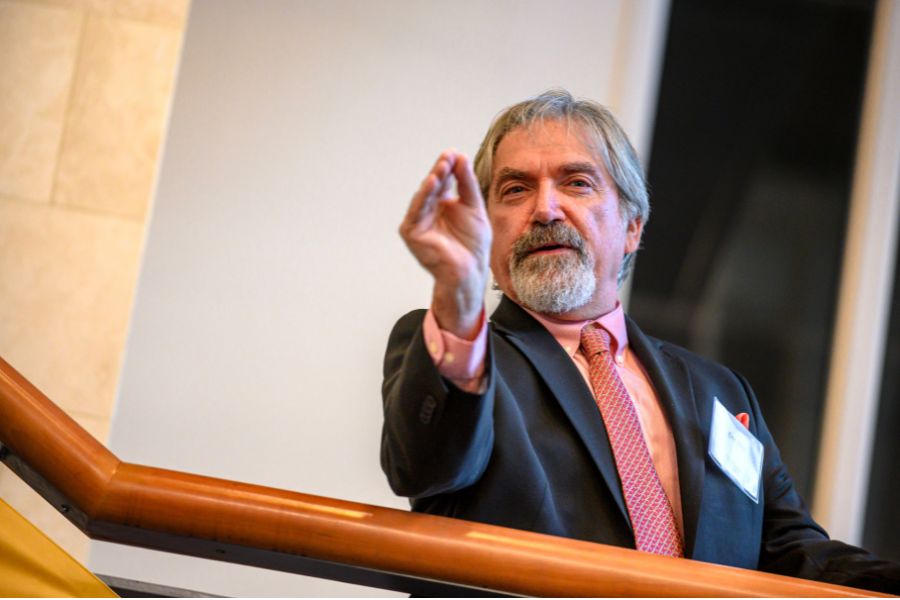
top-left (91, 1), bottom-right (669, 595)
top-left (0, 0), bottom-right (187, 562)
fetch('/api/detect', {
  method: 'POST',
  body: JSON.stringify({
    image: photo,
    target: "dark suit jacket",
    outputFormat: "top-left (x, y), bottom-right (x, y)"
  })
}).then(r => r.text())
top-left (381, 296), bottom-right (899, 592)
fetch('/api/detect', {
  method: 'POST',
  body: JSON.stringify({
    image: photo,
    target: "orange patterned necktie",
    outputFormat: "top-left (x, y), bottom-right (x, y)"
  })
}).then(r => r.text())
top-left (580, 323), bottom-right (684, 557)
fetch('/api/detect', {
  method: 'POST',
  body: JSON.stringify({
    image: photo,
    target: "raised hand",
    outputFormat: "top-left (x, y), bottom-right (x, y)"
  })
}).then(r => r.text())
top-left (399, 150), bottom-right (492, 339)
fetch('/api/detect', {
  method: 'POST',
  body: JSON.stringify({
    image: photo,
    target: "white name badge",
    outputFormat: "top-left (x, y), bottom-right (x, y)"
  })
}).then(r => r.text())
top-left (708, 397), bottom-right (764, 503)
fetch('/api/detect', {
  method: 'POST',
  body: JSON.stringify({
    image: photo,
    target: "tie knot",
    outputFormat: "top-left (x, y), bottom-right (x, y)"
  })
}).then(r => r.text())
top-left (580, 323), bottom-right (611, 358)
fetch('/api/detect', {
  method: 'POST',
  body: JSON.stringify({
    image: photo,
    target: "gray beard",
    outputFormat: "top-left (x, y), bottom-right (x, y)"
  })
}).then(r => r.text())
top-left (509, 248), bottom-right (596, 315)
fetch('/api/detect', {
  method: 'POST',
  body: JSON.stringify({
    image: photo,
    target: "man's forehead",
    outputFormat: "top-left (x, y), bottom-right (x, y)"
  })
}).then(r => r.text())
top-left (493, 119), bottom-right (602, 173)
top-left (492, 120), bottom-right (605, 175)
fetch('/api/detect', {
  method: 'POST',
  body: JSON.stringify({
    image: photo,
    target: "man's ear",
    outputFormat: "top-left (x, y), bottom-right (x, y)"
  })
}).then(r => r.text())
top-left (624, 217), bottom-right (644, 254)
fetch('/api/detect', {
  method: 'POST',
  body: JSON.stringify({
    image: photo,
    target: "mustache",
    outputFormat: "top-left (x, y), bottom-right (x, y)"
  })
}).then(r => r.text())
top-left (511, 222), bottom-right (587, 266)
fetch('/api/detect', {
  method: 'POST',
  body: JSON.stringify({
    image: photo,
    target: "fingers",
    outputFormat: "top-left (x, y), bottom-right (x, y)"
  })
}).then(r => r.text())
top-left (409, 150), bottom-right (457, 220)
top-left (452, 153), bottom-right (485, 209)
top-left (433, 151), bottom-right (458, 202)
top-left (435, 171), bottom-right (454, 201)
top-left (402, 150), bottom-right (457, 232)
top-left (434, 152), bottom-right (457, 201)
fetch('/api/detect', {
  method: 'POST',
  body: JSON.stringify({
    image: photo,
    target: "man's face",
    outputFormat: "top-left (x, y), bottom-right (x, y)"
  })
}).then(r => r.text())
top-left (487, 119), bottom-right (643, 318)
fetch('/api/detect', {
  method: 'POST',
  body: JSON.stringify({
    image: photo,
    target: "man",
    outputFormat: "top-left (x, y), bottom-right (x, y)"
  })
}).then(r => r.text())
top-left (381, 89), bottom-right (898, 591)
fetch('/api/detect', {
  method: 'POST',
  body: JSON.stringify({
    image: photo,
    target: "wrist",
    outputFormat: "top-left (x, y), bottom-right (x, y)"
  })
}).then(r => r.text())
top-left (431, 282), bottom-right (485, 340)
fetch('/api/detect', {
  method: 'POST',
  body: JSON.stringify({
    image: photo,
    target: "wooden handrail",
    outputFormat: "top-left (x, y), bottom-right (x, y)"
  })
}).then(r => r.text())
top-left (0, 356), bottom-right (884, 597)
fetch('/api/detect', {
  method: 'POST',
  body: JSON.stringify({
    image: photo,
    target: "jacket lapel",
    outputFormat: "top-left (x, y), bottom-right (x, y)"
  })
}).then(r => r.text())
top-left (490, 296), bottom-right (630, 526)
top-left (625, 317), bottom-right (707, 558)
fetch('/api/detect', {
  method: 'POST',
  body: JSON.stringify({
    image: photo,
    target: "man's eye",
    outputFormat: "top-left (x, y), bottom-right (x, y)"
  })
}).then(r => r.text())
top-left (569, 179), bottom-right (592, 188)
top-left (502, 184), bottom-right (526, 195)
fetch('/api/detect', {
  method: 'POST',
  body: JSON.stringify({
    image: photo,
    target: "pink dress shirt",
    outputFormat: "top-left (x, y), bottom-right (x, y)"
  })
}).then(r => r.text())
top-left (422, 304), bottom-right (684, 538)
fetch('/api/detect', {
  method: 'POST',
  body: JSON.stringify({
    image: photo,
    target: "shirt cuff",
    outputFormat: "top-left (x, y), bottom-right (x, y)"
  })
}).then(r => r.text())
top-left (422, 308), bottom-right (488, 393)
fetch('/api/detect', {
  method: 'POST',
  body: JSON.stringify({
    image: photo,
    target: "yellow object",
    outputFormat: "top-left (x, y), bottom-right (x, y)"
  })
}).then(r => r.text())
top-left (0, 496), bottom-right (117, 597)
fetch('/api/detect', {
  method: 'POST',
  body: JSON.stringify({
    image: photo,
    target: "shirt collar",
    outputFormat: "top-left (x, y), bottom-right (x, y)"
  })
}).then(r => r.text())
top-left (523, 302), bottom-right (629, 360)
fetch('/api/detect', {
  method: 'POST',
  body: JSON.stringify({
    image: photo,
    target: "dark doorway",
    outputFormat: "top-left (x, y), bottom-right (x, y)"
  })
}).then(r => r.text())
top-left (630, 0), bottom-right (875, 500)
top-left (864, 237), bottom-right (900, 562)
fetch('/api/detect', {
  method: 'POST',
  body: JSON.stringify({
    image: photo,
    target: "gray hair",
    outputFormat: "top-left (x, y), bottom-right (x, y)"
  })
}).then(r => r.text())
top-left (473, 89), bottom-right (650, 285)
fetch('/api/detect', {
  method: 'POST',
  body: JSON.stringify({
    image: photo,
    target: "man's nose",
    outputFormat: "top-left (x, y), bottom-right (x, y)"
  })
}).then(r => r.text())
top-left (532, 182), bottom-right (564, 224)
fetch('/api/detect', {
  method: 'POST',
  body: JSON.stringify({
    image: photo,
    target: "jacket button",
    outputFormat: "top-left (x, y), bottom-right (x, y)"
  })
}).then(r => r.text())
top-left (419, 395), bottom-right (437, 424)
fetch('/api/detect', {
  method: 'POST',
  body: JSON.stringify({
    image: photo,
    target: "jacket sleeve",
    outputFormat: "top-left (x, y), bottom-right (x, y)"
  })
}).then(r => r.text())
top-left (740, 372), bottom-right (900, 593)
top-left (380, 309), bottom-right (495, 499)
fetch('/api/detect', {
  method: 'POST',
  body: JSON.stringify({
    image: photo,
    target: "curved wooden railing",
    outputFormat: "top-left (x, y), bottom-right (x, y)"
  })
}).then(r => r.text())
top-left (0, 356), bottom-right (884, 597)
